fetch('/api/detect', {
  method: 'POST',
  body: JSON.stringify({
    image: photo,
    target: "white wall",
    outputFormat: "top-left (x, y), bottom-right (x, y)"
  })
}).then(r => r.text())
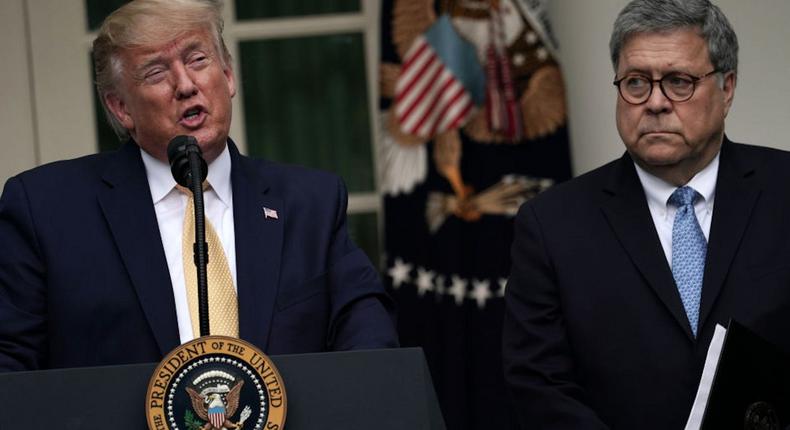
top-left (0, 0), bottom-right (37, 182)
top-left (548, 0), bottom-right (790, 175)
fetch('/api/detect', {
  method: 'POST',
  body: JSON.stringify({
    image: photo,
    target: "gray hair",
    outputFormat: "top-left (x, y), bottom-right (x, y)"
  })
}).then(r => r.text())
top-left (609, 0), bottom-right (738, 74)
top-left (92, 0), bottom-right (231, 142)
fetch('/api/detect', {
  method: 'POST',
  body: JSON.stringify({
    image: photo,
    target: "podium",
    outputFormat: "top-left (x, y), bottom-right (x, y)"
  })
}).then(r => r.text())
top-left (0, 347), bottom-right (445, 429)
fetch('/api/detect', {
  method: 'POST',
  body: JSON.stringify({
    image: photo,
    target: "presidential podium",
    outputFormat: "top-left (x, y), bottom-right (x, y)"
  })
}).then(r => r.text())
top-left (0, 347), bottom-right (445, 429)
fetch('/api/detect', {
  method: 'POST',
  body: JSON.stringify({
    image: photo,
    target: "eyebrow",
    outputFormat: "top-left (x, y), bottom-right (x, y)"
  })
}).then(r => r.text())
top-left (619, 66), bottom-right (694, 77)
top-left (135, 40), bottom-right (207, 73)
top-left (620, 67), bottom-right (649, 75)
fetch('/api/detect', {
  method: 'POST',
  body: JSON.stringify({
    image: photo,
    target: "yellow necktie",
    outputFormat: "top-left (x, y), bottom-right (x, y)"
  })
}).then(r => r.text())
top-left (180, 184), bottom-right (238, 338)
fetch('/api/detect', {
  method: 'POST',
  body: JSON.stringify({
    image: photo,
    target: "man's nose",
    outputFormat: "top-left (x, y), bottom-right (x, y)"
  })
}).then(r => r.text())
top-left (644, 81), bottom-right (673, 113)
top-left (173, 63), bottom-right (198, 99)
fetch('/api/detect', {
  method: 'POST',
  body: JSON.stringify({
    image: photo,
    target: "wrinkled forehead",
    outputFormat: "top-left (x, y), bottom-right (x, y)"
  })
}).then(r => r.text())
top-left (118, 19), bottom-right (214, 51)
top-left (123, 30), bottom-right (213, 60)
top-left (617, 28), bottom-right (710, 74)
top-left (112, 28), bottom-right (221, 80)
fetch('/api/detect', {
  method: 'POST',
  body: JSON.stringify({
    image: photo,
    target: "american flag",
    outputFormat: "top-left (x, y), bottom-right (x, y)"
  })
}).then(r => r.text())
top-left (263, 207), bottom-right (278, 219)
top-left (394, 15), bottom-right (484, 139)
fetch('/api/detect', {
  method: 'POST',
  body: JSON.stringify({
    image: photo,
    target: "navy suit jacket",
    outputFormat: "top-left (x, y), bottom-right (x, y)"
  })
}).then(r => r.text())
top-left (503, 139), bottom-right (790, 429)
top-left (0, 141), bottom-right (398, 371)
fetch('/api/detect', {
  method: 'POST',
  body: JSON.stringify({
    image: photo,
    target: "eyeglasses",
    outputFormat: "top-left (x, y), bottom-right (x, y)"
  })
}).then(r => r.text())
top-left (613, 70), bottom-right (720, 105)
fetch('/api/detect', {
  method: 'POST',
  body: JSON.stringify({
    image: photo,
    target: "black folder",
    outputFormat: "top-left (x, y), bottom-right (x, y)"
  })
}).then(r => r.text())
top-left (700, 320), bottom-right (790, 430)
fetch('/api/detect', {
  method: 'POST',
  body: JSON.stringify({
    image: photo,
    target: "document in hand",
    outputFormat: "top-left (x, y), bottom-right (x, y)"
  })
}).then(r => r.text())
top-left (685, 319), bottom-right (790, 430)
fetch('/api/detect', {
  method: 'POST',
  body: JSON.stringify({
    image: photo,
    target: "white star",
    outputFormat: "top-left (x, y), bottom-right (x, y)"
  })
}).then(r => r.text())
top-left (448, 275), bottom-right (468, 306)
top-left (497, 278), bottom-right (508, 297)
top-left (469, 279), bottom-right (492, 309)
top-left (536, 47), bottom-right (549, 61)
top-left (525, 31), bottom-right (538, 45)
top-left (388, 258), bottom-right (412, 289)
top-left (416, 267), bottom-right (435, 296)
top-left (512, 53), bottom-right (526, 67)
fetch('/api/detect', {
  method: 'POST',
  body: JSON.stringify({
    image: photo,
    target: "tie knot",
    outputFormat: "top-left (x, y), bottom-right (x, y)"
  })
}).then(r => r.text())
top-left (176, 181), bottom-right (210, 195)
top-left (669, 186), bottom-right (699, 207)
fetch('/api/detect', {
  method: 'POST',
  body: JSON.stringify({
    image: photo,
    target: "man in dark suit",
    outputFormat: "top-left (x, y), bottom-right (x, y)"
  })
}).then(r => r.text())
top-left (503, 0), bottom-right (790, 428)
top-left (0, 0), bottom-right (397, 371)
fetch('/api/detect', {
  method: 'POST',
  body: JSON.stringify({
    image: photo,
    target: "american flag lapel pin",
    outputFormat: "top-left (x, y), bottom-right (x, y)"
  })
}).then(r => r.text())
top-left (263, 206), bottom-right (279, 220)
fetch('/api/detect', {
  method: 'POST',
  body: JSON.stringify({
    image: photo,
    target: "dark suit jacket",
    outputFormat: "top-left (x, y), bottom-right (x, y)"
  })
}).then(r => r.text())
top-left (0, 141), bottom-right (397, 371)
top-left (503, 139), bottom-right (790, 429)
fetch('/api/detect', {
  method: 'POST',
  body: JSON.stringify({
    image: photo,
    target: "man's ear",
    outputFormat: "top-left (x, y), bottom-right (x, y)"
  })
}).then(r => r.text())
top-left (224, 63), bottom-right (236, 98)
top-left (721, 71), bottom-right (736, 117)
top-left (103, 92), bottom-right (134, 130)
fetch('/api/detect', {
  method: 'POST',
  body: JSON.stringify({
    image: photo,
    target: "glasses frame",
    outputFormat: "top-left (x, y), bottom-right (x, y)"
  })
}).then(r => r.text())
top-left (613, 69), bottom-right (720, 105)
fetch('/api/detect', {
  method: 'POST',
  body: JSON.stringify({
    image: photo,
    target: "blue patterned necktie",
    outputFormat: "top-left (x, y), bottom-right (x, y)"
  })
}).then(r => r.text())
top-left (669, 186), bottom-right (707, 337)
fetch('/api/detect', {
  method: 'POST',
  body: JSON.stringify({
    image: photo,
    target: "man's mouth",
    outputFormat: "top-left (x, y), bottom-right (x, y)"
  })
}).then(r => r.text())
top-left (179, 107), bottom-right (206, 128)
top-left (641, 129), bottom-right (677, 136)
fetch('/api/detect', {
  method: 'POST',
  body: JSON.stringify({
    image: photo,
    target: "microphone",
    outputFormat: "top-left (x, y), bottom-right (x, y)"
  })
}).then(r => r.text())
top-left (167, 135), bottom-right (211, 337)
top-left (167, 135), bottom-right (207, 188)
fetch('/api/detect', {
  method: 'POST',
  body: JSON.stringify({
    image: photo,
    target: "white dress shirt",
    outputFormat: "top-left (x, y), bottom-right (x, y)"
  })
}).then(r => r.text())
top-left (634, 152), bottom-right (719, 268)
top-left (141, 145), bottom-right (237, 343)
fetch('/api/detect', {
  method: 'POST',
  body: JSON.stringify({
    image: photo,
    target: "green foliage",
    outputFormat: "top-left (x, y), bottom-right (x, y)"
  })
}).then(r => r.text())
top-left (184, 409), bottom-right (205, 430)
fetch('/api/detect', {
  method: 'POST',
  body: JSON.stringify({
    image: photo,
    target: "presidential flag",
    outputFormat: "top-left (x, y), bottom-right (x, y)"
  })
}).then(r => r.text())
top-left (379, 0), bottom-right (572, 428)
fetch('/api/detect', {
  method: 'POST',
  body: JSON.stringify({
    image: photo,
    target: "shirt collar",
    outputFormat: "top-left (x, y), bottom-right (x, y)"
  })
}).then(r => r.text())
top-left (634, 151), bottom-right (720, 209)
top-left (140, 144), bottom-right (232, 207)
top-left (205, 145), bottom-right (232, 208)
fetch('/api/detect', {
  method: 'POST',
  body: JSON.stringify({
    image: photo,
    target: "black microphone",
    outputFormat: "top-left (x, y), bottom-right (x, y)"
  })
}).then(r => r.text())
top-left (167, 135), bottom-right (211, 337)
top-left (167, 135), bottom-right (207, 188)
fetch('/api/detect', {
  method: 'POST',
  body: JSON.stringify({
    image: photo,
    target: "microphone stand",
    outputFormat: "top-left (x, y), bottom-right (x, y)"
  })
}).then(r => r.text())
top-left (187, 151), bottom-right (210, 338)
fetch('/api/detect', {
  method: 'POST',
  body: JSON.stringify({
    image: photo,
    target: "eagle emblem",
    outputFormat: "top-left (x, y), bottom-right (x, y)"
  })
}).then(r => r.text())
top-left (146, 338), bottom-right (285, 430)
top-left (185, 371), bottom-right (251, 430)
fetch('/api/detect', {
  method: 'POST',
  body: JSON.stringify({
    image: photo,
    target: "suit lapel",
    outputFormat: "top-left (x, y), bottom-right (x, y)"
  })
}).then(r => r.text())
top-left (699, 140), bottom-right (760, 330)
top-left (600, 154), bottom-right (695, 339)
top-left (97, 142), bottom-right (181, 355)
top-left (229, 143), bottom-right (283, 352)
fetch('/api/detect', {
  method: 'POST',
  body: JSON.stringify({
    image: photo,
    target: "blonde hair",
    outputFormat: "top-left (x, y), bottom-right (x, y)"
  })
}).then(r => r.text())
top-left (92, 0), bottom-right (231, 142)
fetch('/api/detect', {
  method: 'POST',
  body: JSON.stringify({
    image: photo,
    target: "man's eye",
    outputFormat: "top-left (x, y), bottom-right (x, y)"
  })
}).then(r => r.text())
top-left (665, 75), bottom-right (692, 88)
top-left (144, 69), bottom-right (165, 80)
top-left (625, 76), bottom-right (648, 89)
top-left (190, 55), bottom-right (209, 66)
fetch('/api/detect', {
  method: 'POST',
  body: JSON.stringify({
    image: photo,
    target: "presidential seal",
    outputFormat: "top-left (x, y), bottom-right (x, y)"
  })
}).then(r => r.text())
top-left (146, 336), bottom-right (286, 430)
top-left (743, 401), bottom-right (780, 430)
